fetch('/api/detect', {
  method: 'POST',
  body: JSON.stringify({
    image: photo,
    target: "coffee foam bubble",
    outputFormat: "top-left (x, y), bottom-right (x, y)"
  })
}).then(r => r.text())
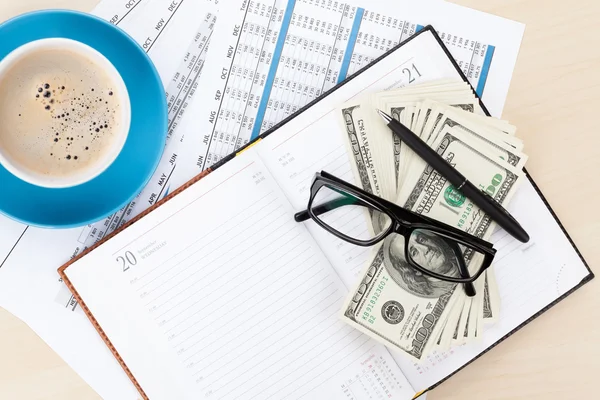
top-left (0, 48), bottom-right (123, 179)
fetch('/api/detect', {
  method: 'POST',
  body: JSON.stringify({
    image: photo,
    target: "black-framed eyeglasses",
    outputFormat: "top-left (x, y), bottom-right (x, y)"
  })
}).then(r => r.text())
top-left (294, 171), bottom-right (497, 297)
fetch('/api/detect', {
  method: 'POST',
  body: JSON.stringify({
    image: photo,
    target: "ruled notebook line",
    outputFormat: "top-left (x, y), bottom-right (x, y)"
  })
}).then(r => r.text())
top-left (144, 215), bottom-right (293, 307)
top-left (135, 192), bottom-right (278, 290)
top-left (141, 199), bottom-right (285, 302)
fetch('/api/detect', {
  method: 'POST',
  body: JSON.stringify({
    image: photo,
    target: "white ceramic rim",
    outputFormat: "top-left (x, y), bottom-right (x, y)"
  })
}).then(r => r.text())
top-left (0, 38), bottom-right (131, 188)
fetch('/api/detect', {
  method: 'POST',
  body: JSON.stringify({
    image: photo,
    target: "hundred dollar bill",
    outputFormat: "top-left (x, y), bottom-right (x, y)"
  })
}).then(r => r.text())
top-left (483, 273), bottom-right (493, 319)
top-left (339, 101), bottom-right (398, 231)
top-left (483, 266), bottom-right (501, 323)
top-left (427, 108), bottom-right (525, 160)
top-left (339, 104), bottom-right (391, 234)
top-left (390, 101), bottom-right (476, 187)
top-left (399, 127), bottom-right (523, 232)
top-left (342, 127), bottom-right (524, 360)
top-left (371, 80), bottom-right (478, 191)
top-left (390, 106), bottom-right (405, 188)
top-left (340, 104), bottom-right (382, 197)
top-left (342, 245), bottom-right (461, 361)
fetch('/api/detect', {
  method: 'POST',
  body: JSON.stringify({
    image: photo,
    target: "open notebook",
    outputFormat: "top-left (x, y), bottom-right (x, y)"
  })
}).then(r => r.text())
top-left (59, 27), bottom-right (593, 400)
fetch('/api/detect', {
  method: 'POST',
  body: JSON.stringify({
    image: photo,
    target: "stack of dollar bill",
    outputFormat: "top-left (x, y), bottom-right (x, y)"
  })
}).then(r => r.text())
top-left (338, 79), bottom-right (528, 361)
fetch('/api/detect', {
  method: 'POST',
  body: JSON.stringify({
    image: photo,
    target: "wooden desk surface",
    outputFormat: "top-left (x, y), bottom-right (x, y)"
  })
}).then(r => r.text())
top-left (1, 0), bottom-right (599, 398)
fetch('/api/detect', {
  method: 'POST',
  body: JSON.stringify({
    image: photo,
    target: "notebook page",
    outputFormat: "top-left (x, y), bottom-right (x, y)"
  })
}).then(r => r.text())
top-left (253, 33), bottom-right (591, 391)
top-left (64, 149), bottom-right (415, 400)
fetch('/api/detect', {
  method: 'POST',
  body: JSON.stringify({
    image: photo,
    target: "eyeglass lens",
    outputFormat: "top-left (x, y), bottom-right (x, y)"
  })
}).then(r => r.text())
top-left (310, 184), bottom-right (392, 242)
top-left (407, 229), bottom-right (485, 280)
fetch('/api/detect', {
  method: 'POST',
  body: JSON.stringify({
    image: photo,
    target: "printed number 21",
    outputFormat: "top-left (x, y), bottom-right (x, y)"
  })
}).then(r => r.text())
top-left (402, 64), bottom-right (422, 84)
top-left (117, 251), bottom-right (137, 272)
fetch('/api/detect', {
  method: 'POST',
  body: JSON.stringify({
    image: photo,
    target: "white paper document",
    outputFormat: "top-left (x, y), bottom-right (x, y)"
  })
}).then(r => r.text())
top-left (0, 0), bottom-right (531, 398)
top-left (177, 0), bottom-right (525, 182)
top-left (78, 0), bottom-right (218, 250)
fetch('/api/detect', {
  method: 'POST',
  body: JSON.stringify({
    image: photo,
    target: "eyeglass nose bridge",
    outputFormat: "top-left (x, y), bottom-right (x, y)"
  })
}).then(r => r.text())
top-left (391, 220), bottom-right (410, 236)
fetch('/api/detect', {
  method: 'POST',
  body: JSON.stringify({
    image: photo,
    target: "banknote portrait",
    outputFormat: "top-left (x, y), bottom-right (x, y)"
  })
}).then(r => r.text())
top-left (382, 230), bottom-right (461, 298)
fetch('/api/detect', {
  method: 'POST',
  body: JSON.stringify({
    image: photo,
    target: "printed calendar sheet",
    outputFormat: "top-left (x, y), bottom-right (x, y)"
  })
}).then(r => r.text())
top-left (177, 0), bottom-right (524, 183)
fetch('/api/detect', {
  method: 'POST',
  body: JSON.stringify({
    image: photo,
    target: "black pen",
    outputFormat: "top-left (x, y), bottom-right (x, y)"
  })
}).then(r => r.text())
top-left (377, 109), bottom-right (530, 243)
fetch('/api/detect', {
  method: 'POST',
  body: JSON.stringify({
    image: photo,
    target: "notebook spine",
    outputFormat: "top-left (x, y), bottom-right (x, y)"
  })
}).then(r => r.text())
top-left (59, 273), bottom-right (149, 400)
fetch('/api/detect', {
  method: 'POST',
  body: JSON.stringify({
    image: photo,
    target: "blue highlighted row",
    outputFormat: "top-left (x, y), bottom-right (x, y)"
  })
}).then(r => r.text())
top-left (476, 45), bottom-right (495, 97)
top-left (250, 0), bottom-right (297, 141)
top-left (337, 7), bottom-right (364, 84)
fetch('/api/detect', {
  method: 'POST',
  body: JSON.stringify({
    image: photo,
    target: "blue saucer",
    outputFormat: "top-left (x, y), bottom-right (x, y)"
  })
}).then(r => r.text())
top-left (0, 10), bottom-right (167, 228)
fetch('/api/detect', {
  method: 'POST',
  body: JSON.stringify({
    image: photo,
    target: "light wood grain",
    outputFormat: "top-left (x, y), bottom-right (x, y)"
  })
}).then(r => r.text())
top-left (1, 0), bottom-right (599, 399)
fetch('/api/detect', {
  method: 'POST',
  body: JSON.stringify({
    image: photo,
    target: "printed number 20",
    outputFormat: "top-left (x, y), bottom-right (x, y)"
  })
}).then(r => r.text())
top-left (402, 64), bottom-right (422, 84)
top-left (117, 251), bottom-right (137, 272)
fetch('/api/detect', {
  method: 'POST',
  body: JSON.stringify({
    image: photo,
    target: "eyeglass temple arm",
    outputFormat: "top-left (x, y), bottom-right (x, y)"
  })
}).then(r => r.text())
top-left (294, 197), bottom-right (360, 222)
top-left (448, 241), bottom-right (476, 297)
top-left (459, 267), bottom-right (476, 297)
